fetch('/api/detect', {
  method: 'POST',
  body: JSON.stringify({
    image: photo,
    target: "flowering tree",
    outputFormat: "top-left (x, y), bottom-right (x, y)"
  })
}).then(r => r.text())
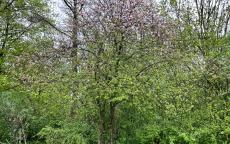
top-left (63, 0), bottom-right (172, 143)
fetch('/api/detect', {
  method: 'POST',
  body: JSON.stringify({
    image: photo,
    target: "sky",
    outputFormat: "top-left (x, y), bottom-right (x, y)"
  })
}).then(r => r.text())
top-left (48, 0), bottom-right (67, 26)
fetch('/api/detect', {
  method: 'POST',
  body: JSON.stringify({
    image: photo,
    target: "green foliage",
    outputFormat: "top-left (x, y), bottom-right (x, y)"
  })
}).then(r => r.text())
top-left (38, 126), bottom-right (86, 144)
top-left (170, 0), bottom-right (177, 7)
top-left (0, 0), bottom-right (230, 143)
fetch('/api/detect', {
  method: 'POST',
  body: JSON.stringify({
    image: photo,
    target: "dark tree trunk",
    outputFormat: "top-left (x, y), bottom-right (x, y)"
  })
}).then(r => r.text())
top-left (0, 17), bottom-right (9, 74)
top-left (98, 101), bottom-right (106, 144)
top-left (109, 103), bottom-right (116, 144)
top-left (66, 0), bottom-right (80, 118)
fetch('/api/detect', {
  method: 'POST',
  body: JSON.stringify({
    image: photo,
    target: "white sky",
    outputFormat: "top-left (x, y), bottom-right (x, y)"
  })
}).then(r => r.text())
top-left (48, 0), bottom-right (67, 25)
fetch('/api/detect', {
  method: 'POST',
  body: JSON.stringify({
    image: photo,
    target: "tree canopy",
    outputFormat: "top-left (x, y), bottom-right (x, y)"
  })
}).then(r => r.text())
top-left (0, 0), bottom-right (229, 144)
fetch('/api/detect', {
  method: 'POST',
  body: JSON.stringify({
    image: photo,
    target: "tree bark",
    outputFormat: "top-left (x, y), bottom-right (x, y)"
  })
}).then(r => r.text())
top-left (67, 0), bottom-right (80, 118)
top-left (109, 103), bottom-right (116, 144)
top-left (98, 101), bottom-right (106, 144)
top-left (0, 16), bottom-right (10, 74)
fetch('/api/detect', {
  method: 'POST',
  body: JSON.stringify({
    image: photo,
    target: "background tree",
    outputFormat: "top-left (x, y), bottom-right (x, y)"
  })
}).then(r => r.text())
top-left (0, 0), bottom-right (229, 143)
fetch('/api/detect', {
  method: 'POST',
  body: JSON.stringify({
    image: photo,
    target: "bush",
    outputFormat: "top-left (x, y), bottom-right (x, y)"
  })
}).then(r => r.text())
top-left (38, 126), bottom-right (86, 144)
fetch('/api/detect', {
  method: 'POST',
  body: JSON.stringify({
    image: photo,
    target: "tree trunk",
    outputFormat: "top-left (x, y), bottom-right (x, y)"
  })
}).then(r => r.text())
top-left (0, 17), bottom-right (9, 74)
top-left (68, 0), bottom-right (79, 118)
top-left (109, 103), bottom-right (116, 144)
top-left (98, 101), bottom-right (105, 144)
